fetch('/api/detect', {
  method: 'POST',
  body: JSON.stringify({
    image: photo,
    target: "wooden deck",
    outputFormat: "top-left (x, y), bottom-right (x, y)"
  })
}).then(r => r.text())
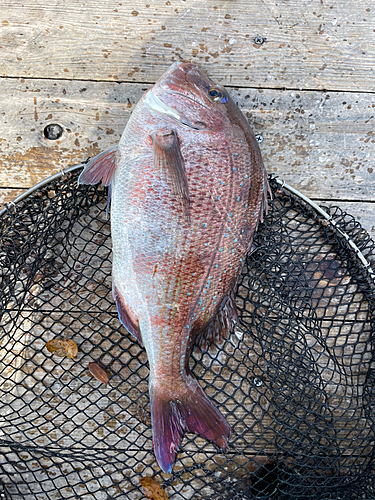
top-left (0, 0), bottom-right (374, 238)
top-left (1, 2), bottom-right (374, 497)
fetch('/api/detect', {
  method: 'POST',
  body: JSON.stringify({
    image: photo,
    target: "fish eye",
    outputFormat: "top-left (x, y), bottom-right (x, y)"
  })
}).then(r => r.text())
top-left (209, 88), bottom-right (222, 99)
top-left (208, 87), bottom-right (228, 103)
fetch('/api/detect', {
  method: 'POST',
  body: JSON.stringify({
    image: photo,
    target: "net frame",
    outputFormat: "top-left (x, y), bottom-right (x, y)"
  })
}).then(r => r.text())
top-left (1, 165), bottom-right (374, 499)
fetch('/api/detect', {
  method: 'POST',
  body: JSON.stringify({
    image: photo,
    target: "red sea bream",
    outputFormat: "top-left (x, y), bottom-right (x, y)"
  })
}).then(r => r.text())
top-left (78, 62), bottom-right (270, 473)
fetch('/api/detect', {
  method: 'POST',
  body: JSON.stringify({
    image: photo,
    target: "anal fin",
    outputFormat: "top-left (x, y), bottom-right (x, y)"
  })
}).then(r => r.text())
top-left (113, 286), bottom-right (143, 346)
top-left (195, 288), bottom-right (238, 351)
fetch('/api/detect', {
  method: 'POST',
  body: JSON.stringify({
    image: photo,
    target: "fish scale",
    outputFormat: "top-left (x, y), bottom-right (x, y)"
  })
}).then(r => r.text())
top-left (78, 61), bottom-right (269, 473)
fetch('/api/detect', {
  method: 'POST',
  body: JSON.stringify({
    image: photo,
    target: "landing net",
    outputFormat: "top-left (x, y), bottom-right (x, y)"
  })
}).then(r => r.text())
top-left (1, 169), bottom-right (374, 499)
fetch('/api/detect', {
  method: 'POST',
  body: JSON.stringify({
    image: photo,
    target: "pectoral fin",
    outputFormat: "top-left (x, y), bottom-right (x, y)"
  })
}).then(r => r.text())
top-left (78, 146), bottom-right (118, 186)
top-left (78, 146), bottom-right (118, 215)
top-left (152, 129), bottom-right (190, 218)
top-left (259, 171), bottom-right (272, 224)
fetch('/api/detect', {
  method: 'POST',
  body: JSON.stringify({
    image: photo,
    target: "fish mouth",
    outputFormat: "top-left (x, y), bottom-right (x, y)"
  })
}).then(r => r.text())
top-left (144, 91), bottom-right (209, 131)
top-left (160, 63), bottom-right (212, 112)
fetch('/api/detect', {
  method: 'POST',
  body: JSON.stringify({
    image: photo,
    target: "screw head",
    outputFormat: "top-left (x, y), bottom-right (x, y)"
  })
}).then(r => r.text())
top-left (255, 134), bottom-right (264, 143)
top-left (44, 123), bottom-right (63, 140)
top-left (254, 36), bottom-right (265, 45)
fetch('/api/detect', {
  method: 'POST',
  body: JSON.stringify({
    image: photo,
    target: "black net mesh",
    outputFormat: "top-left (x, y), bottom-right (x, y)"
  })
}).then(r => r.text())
top-left (1, 170), bottom-right (374, 499)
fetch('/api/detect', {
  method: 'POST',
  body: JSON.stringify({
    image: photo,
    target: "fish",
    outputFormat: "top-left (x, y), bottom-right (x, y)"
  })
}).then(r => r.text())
top-left (78, 62), bottom-right (270, 473)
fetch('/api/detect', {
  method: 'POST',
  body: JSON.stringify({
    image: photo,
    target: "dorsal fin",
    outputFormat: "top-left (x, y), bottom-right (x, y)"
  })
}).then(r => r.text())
top-left (152, 129), bottom-right (190, 219)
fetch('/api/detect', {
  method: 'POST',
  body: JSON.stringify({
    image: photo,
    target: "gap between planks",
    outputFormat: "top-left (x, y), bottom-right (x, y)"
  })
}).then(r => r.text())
top-left (2, 75), bottom-right (375, 96)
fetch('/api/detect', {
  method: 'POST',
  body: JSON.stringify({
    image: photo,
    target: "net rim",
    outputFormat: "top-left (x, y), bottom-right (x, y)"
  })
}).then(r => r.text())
top-left (0, 163), bottom-right (85, 217)
top-left (1, 164), bottom-right (374, 285)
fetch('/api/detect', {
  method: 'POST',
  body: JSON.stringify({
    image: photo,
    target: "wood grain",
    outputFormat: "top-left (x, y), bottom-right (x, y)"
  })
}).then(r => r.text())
top-left (0, 0), bottom-right (374, 92)
top-left (2, 187), bottom-right (372, 461)
top-left (1, 1), bottom-right (374, 496)
top-left (0, 188), bottom-right (25, 208)
top-left (2, 166), bottom-right (373, 496)
top-left (3, 307), bottom-right (371, 458)
top-left (1, 78), bottom-right (374, 207)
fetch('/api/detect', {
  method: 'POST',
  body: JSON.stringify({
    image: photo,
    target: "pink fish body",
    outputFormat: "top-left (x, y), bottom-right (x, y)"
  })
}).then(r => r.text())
top-left (79, 62), bottom-right (269, 473)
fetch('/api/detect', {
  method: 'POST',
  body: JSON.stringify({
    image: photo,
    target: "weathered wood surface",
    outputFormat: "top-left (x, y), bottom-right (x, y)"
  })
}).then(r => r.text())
top-left (0, 445), bottom-right (276, 500)
top-left (0, 188), bottom-right (25, 206)
top-left (0, 0), bottom-right (374, 92)
top-left (1, 0), bottom-right (374, 236)
top-left (2, 193), bottom-right (373, 459)
top-left (0, 0), bottom-right (374, 495)
top-left (0, 77), bottom-right (374, 214)
top-left (1, 180), bottom-right (373, 497)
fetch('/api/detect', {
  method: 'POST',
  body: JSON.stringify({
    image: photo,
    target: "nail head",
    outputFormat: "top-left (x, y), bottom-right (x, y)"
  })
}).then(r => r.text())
top-left (44, 123), bottom-right (63, 140)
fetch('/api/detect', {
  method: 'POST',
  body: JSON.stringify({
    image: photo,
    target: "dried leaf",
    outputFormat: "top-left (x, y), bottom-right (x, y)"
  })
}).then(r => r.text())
top-left (140, 477), bottom-right (169, 500)
top-left (88, 362), bottom-right (109, 385)
top-left (45, 338), bottom-right (78, 359)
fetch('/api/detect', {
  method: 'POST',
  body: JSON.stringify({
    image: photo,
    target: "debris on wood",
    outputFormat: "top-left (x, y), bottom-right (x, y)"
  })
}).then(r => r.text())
top-left (88, 362), bottom-right (109, 385)
top-left (140, 476), bottom-right (169, 499)
top-left (45, 338), bottom-right (78, 359)
top-left (136, 403), bottom-right (152, 426)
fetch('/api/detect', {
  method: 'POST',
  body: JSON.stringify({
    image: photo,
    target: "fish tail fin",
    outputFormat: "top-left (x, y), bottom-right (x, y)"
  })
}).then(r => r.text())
top-left (150, 377), bottom-right (231, 473)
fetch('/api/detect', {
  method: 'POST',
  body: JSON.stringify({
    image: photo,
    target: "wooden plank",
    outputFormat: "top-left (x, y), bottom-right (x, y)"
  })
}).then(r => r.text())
top-left (0, 447), bottom-right (273, 500)
top-left (0, 78), bottom-right (146, 189)
top-left (0, 447), bottom-right (370, 500)
top-left (2, 176), bottom-right (373, 494)
top-left (0, 188), bottom-right (25, 208)
top-left (1, 78), bottom-right (374, 207)
top-left (0, 0), bottom-right (374, 92)
top-left (3, 210), bottom-right (373, 457)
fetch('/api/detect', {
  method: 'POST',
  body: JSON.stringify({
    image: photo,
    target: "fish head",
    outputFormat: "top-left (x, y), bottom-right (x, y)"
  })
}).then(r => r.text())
top-left (146, 62), bottom-right (246, 133)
